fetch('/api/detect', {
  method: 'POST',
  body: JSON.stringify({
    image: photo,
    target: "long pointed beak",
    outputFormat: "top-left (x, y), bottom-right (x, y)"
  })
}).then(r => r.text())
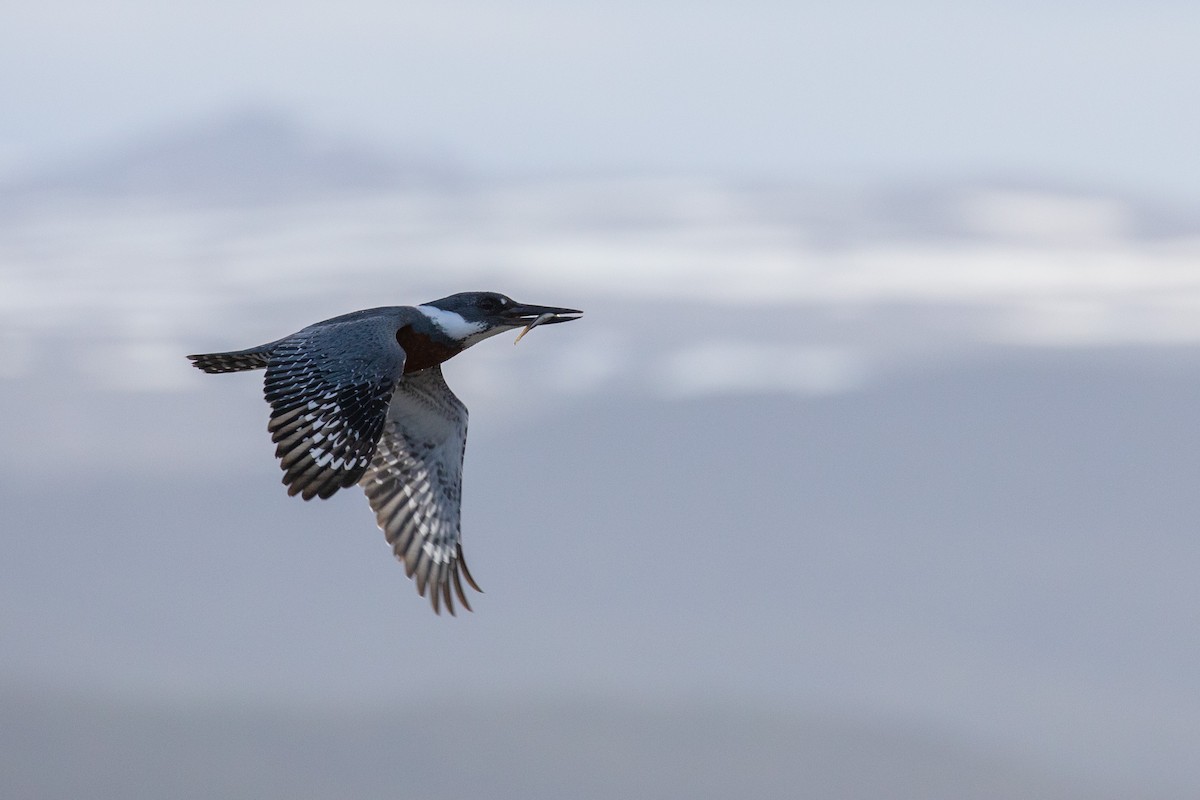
top-left (501, 302), bottom-right (580, 323)
top-left (501, 303), bottom-right (583, 327)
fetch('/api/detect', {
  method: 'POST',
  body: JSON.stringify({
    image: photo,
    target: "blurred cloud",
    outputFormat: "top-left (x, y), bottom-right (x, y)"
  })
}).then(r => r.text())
top-left (959, 191), bottom-right (1133, 243)
top-left (4, 153), bottom-right (1200, 401)
top-left (659, 342), bottom-right (868, 397)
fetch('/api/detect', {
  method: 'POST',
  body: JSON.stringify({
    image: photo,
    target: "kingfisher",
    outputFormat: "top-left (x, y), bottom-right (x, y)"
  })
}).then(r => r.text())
top-left (188, 291), bottom-right (582, 615)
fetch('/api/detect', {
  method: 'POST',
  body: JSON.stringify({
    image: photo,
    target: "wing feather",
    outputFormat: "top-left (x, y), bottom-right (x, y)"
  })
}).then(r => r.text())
top-left (359, 365), bottom-right (480, 615)
top-left (262, 320), bottom-right (407, 501)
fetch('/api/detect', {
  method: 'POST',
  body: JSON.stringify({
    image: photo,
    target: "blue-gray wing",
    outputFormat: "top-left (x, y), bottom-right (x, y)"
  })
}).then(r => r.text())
top-left (359, 365), bottom-right (481, 615)
top-left (262, 315), bottom-right (408, 501)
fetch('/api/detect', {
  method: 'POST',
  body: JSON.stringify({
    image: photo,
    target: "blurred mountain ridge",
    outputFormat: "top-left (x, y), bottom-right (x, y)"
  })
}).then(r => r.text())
top-left (2, 107), bottom-right (1196, 239)
top-left (0, 108), bottom-right (463, 207)
top-left (1, 682), bottom-right (1141, 800)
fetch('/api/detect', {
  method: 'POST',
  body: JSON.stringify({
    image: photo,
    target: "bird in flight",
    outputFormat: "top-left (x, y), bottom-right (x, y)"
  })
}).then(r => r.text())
top-left (188, 291), bottom-right (582, 614)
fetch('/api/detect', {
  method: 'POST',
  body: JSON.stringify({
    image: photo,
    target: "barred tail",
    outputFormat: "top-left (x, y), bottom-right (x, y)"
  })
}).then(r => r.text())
top-left (187, 345), bottom-right (274, 374)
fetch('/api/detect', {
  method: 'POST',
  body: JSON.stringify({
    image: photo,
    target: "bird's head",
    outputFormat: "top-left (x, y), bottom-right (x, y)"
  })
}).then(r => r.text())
top-left (418, 292), bottom-right (583, 347)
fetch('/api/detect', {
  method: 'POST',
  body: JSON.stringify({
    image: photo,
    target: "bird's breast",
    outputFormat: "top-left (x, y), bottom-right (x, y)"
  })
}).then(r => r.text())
top-left (396, 326), bottom-right (461, 373)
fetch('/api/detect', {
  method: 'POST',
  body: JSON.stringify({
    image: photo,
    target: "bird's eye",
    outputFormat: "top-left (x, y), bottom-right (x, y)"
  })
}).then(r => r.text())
top-left (478, 296), bottom-right (503, 311)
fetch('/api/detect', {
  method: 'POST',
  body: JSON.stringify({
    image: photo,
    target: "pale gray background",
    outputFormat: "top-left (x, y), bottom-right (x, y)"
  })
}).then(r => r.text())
top-left (3, 3), bottom-right (1199, 798)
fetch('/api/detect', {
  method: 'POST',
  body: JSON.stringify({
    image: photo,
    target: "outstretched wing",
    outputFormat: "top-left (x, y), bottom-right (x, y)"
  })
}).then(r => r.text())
top-left (359, 365), bottom-right (481, 615)
top-left (262, 321), bottom-right (407, 501)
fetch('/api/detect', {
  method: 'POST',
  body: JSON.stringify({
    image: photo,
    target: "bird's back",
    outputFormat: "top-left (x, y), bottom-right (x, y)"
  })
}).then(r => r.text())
top-left (187, 306), bottom-right (421, 374)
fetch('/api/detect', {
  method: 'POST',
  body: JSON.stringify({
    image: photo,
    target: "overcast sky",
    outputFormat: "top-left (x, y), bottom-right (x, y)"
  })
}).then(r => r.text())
top-left (3, 1), bottom-right (1199, 200)
top-left (5, 7), bottom-right (1200, 794)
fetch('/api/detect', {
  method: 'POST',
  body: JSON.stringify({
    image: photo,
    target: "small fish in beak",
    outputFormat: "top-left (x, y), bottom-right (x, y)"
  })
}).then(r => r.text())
top-left (514, 313), bottom-right (557, 344)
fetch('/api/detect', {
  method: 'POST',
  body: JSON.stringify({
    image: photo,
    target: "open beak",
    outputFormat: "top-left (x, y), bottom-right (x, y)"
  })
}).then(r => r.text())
top-left (502, 303), bottom-right (583, 343)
